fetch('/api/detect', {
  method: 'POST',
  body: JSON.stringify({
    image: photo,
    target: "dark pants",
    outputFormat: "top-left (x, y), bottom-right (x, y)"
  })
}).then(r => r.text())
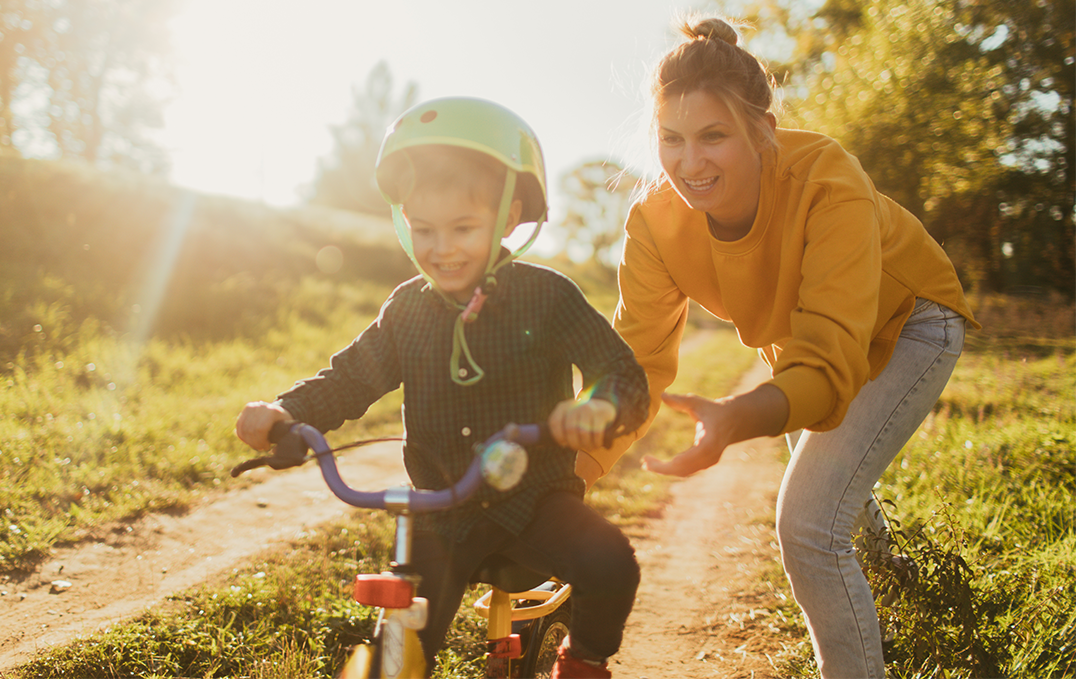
top-left (411, 491), bottom-right (640, 670)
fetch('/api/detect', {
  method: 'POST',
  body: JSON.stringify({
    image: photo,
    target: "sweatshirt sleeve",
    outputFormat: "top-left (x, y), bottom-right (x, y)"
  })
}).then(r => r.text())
top-left (768, 193), bottom-right (880, 432)
top-left (597, 203), bottom-right (691, 473)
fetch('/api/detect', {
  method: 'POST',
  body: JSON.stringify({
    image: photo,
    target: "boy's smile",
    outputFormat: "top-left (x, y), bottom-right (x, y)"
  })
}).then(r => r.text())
top-left (403, 189), bottom-right (521, 303)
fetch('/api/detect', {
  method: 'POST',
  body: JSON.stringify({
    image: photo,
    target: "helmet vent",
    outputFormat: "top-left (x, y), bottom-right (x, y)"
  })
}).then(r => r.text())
top-left (420, 110), bottom-right (438, 123)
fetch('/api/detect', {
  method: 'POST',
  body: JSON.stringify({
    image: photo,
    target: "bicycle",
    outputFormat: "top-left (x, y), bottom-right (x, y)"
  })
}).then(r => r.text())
top-left (231, 420), bottom-right (573, 679)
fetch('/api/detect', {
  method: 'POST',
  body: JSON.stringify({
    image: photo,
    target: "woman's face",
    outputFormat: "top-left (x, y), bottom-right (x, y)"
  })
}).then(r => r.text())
top-left (656, 90), bottom-right (764, 239)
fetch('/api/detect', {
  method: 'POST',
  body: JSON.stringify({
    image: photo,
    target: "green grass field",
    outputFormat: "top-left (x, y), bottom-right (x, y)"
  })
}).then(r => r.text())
top-left (0, 277), bottom-right (401, 570)
top-left (3, 160), bottom-right (1073, 678)
top-left (774, 331), bottom-right (1075, 678)
top-left (6, 288), bottom-right (1075, 678)
top-left (6, 320), bottom-right (757, 679)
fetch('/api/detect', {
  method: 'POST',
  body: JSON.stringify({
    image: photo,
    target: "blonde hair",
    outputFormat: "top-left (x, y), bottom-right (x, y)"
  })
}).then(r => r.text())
top-left (647, 15), bottom-right (779, 163)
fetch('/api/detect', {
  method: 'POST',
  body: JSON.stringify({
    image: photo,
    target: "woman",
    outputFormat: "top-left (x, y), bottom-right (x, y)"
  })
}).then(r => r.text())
top-left (602, 15), bottom-right (979, 678)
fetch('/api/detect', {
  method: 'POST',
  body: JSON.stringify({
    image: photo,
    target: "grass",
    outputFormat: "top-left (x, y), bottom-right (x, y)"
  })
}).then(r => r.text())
top-left (772, 329), bottom-right (1076, 677)
top-left (7, 325), bottom-right (758, 679)
top-left (15, 515), bottom-right (391, 679)
top-left (0, 277), bottom-right (401, 570)
top-left (863, 337), bottom-right (1076, 679)
top-left (8, 280), bottom-right (1075, 678)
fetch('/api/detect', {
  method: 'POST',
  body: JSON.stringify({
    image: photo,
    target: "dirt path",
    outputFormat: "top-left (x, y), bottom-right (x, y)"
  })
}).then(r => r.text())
top-left (0, 442), bottom-right (409, 670)
top-left (614, 359), bottom-right (792, 679)
top-left (1, 353), bottom-right (798, 677)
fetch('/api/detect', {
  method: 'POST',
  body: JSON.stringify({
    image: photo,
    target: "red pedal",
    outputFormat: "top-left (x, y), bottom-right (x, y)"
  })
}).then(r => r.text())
top-left (486, 634), bottom-right (522, 659)
top-left (352, 573), bottom-right (414, 609)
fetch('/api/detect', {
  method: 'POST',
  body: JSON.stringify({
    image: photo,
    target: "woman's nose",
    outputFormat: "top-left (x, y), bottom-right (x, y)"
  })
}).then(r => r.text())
top-left (682, 142), bottom-right (706, 173)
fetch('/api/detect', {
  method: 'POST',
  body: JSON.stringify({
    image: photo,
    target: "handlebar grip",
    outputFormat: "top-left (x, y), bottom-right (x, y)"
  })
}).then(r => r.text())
top-left (511, 422), bottom-right (551, 446)
top-left (513, 421), bottom-right (615, 448)
top-left (269, 419), bottom-right (297, 444)
top-left (230, 420), bottom-right (308, 478)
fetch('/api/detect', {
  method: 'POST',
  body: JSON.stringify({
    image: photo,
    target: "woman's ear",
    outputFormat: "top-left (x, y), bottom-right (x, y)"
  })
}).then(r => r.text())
top-left (753, 112), bottom-right (778, 152)
top-left (503, 199), bottom-right (524, 238)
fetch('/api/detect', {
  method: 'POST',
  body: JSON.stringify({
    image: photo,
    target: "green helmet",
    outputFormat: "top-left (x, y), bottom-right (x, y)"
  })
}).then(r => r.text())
top-left (376, 96), bottom-right (547, 222)
top-left (376, 98), bottom-right (547, 286)
top-left (375, 97), bottom-right (548, 386)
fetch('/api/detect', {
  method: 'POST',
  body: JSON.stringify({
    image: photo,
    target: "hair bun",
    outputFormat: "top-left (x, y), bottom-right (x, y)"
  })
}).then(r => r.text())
top-left (691, 17), bottom-right (738, 46)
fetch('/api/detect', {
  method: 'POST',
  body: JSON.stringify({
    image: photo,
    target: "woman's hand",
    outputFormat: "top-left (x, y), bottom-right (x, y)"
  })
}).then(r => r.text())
top-left (643, 385), bottom-right (789, 477)
top-left (548, 397), bottom-right (617, 452)
top-left (642, 393), bottom-right (734, 476)
top-left (235, 401), bottom-right (293, 451)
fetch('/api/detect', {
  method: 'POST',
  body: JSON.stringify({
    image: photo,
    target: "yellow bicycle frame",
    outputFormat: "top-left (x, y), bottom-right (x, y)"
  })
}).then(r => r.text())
top-left (339, 597), bottom-right (429, 679)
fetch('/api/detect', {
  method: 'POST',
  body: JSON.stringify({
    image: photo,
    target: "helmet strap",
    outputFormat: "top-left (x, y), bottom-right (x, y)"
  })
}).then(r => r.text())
top-left (486, 169), bottom-right (517, 275)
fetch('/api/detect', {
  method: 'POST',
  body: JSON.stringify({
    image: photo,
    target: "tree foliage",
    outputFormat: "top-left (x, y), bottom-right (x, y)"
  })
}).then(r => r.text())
top-left (309, 61), bottom-right (418, 216)
top-left (552, 160), bottom-right (640, 270)
top-left (743, 0), bottom-right (1074, 295)
top-left (0, 0), bottom-right (176, 174)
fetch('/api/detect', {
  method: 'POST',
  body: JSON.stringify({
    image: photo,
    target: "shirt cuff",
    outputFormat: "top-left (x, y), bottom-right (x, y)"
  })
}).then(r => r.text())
top-left (769, 365), bottom-right (837, 433)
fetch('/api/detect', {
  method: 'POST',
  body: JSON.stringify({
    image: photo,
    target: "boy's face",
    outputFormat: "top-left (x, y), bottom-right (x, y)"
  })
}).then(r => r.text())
top-left (403, 188), bottom-right (521, 303)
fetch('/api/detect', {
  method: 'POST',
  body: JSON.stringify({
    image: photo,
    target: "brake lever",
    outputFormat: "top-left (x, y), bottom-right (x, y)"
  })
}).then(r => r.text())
top-left (230, 420), bottom-right (308, 477)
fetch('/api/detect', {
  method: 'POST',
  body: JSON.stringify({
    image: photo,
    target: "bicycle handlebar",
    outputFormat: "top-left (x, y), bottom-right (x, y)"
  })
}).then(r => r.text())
top-left (231, 421), bottom-right (546, 514)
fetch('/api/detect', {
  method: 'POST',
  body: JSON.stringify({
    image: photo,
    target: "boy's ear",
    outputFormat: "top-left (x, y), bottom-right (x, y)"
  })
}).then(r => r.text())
top-left (503, 199), bottom-right (524, 238)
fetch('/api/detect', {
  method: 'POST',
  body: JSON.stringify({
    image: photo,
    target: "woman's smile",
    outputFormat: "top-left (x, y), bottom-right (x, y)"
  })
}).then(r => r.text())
top-left (681, 175), bottom-right (719, 193)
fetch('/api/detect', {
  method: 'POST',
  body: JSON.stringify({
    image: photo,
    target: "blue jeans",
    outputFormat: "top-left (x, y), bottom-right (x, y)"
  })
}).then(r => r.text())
top-left (776, 299), bottom-right (966, 678)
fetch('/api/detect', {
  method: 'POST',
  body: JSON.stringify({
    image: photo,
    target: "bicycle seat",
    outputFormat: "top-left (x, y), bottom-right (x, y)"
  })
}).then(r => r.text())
top-left (469, 553), bottom-right (550, 593)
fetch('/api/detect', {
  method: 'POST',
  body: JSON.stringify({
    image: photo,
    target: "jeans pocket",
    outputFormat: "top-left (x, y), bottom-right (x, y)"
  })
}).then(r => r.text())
top-left (902, 298), bottom-right (964, 353)
top-left (907, 297), bottom-right (936, 318)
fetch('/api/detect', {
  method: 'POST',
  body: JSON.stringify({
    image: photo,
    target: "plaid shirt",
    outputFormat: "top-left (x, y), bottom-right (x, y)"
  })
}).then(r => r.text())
top-left (277, 261), bottom-right (650, 542)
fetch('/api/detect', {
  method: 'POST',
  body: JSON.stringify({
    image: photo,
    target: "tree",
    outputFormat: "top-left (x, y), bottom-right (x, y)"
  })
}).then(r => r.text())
top-left (742, 0), bottom-right (1074, 295)
top-left (552, 160), bottom-right (640, 271)
top-left (309, 61), bottom-right (418, 216)
top-left (0, 0), bottom-right (175, 175)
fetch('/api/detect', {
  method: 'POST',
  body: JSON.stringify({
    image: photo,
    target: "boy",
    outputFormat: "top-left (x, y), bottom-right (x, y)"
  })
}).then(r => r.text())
top-left (236, 97), bottom-right (649, 678)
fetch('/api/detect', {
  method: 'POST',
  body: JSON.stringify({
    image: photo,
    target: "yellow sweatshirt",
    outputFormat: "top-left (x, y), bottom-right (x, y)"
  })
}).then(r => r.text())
top-left (601, 128), bottom-right (978, 474)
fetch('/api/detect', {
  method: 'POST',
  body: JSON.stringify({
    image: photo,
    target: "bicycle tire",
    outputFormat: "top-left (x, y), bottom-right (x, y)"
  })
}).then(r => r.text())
top-left (518, 599), bottom-right (571, 679)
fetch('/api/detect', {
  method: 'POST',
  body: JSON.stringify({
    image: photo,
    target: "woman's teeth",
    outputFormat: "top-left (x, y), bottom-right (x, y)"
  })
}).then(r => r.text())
top-left (683, 177), bottom-right (717, 191)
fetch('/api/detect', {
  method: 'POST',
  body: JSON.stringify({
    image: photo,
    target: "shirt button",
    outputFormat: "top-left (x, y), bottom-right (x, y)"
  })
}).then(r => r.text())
top-left (458, 368), bottom-right (468, 378)
top-left (461, 427), bottom-right (472, 437)
top-left (481, 501), bottom-right (490, 508)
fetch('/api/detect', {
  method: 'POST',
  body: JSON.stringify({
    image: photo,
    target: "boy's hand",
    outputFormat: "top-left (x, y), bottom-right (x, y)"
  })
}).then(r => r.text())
top-left (548, 397), bottom-right (617, 452)
top-left (236, 401), bottom-right (293, 452)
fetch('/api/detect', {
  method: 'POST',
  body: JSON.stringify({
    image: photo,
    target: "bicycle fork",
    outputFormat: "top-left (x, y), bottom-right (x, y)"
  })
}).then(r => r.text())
top-left (341, 513), bottom-right (429, 679)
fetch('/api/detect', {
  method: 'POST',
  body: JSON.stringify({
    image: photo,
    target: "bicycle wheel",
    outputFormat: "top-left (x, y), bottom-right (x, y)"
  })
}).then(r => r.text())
top-left (518, 600), bottom-right (571, 679)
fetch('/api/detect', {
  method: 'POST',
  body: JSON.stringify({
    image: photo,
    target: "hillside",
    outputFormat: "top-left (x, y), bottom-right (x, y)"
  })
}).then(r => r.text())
top-left (0, 156), bottom-right (414, 361)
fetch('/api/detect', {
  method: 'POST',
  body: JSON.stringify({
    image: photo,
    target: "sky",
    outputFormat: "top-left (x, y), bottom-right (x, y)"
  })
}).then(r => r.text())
top-left (161, 0), bottom-right (715, 223)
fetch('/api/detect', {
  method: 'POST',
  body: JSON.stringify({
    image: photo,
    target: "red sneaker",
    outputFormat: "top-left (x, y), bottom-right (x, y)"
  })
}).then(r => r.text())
top-left (551, 639), bottom-right (612, 679)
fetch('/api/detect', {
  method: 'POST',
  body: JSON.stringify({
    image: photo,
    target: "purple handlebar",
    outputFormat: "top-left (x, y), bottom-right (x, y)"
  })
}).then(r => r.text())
top-left (287, 422), bottom-right (542, 513)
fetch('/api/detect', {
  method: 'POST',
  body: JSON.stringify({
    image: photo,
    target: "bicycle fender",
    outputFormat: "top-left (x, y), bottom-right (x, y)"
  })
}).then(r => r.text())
top-left (338, 643), bottom-right (375, 679)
